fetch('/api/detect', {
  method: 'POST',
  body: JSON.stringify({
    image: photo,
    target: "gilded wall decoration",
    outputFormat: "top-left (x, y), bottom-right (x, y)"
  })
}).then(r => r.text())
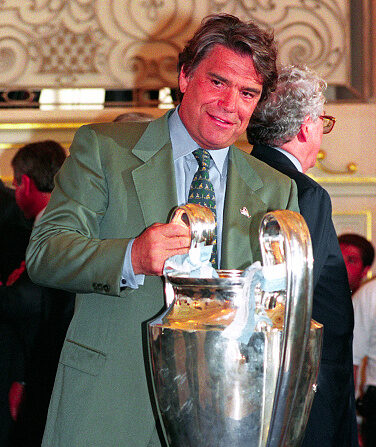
top-left (0, 0), bottom-right (350, 90)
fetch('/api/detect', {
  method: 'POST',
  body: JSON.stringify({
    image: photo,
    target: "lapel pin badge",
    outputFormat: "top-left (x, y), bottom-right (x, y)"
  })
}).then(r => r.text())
top-left (240, 207), bottom-right (251, 218)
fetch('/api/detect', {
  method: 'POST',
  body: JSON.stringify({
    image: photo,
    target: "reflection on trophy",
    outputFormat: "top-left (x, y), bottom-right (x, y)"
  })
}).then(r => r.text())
top-left (148, 204), bottom-right (323, 447)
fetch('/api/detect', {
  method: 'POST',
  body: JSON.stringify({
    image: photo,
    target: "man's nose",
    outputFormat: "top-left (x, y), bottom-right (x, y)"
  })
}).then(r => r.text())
top-left (218, 89), bottom-right (238, 112)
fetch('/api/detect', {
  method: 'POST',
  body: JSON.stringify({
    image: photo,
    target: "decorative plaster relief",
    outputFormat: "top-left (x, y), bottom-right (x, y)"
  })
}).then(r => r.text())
top-left (209, 0), bottom-right (348, 82)
top-left (0, 0), bottom-right (349, 89)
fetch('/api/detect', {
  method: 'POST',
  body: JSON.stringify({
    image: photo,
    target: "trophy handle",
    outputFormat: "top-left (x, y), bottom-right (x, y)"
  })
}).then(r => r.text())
top-left (165, 203), bottom-right (216, 307)
top-left (169, 203), bottom-right (216, 247)
top-left (259, 210), bottom-right (314, 447)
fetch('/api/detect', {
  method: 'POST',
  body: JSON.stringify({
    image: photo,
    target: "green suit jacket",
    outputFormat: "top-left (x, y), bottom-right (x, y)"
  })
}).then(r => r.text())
top-left (26, 110), bottom-right (299, 447)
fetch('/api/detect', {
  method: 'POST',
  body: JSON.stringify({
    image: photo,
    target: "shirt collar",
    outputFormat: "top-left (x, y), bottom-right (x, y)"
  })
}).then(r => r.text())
top-left (168, 107), bottom-right (229, 175)
top-left (273, 146), bottom-right (303, 172)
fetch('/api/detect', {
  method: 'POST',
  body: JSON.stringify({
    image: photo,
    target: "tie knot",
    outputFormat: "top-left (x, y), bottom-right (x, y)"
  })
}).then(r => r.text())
top-left (193, 149), bottom-right (211, 169)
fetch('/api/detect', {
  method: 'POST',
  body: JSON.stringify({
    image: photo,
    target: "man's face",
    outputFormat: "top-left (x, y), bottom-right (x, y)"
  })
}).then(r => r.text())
top-left (178, 44), bottom-right (263, 150)
top-left (340, 243), bottom-right (368, 293)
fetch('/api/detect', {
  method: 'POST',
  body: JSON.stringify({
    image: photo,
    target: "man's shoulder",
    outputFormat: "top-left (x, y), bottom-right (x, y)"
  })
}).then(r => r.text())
top-left (274, 162), bottom-right (324, 193)
top-left (274, 166), bottom-right (331, 209)
top-left (293, 173), bottom-right (332, 221)
top-left (251, 143), bottom-right (327, 195)
top-left (295, 172), bottom-right (330, 200)
top-left (233, 146), bottom-right (295, 187)
top-left (77, 112), bottom-right (170, 150)
top-left (83, 121), bottom-right (151, 145)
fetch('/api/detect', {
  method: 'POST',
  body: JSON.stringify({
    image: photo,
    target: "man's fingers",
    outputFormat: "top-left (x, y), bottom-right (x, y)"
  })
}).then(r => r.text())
top-left (160, 222), bottom-right (190, 238)
top-left (150, 222), bottom-right (191, 249)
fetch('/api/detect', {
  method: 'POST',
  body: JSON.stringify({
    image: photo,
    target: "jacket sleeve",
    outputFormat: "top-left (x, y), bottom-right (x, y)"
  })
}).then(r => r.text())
top-left (26, 126), bottom-right (129, 297)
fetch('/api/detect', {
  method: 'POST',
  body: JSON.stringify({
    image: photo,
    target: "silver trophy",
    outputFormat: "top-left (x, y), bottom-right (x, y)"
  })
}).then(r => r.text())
top-left (148, 205), bottom-right (323, 447)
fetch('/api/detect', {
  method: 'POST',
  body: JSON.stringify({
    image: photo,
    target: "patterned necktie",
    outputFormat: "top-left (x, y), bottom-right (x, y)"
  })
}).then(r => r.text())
top-left (188, 149), bottom-right (217, 268)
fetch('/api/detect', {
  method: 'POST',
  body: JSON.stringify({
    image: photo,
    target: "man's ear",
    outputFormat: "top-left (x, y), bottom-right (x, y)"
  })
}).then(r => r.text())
top-left (297, 117), bottom-right (310, 143)
top-left (21, 174), bottom-right (35, 195)
top-left (178, 66), bottom-right (189, 94)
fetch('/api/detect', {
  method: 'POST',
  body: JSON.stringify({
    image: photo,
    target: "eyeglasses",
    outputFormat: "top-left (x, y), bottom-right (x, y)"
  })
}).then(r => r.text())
top-left (319, 115), bottom-right (336, 134)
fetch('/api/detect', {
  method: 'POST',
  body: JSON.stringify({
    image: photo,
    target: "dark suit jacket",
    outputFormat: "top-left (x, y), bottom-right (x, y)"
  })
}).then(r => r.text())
top-left (252, 143), bottom-right (358, 447)
top-left (0, 270), bottom-right (74, 447)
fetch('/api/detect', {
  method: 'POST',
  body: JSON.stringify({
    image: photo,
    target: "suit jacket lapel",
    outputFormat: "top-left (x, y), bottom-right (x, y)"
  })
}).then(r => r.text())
top-left (221, 147), bottom-right (268, 269)
top-left (131, 112), bottom-right (178, 227)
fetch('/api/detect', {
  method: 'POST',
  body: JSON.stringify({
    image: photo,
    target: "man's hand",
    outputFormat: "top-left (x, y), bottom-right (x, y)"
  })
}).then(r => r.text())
top-left (132, 222), bottom-right (190, 275)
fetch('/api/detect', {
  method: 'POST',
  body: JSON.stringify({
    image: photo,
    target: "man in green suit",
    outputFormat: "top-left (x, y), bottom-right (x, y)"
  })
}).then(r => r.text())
top-left (26, 14), bottom-right (299, 447)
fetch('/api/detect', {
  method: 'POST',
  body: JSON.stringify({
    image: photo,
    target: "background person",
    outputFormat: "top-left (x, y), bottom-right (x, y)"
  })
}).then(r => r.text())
top-left (352, 273), bottom-right (376, 447)
top-left (0, 180), bottom-right (32, 447)
top-left (247, 64), bottom-right (357, 446)
top-left (26, 14), bottom-right (299, 447)
top-left (0, 141), bottom-right (75, 447)
top-left (339, 233), bottom-right (375, 294)
top-left (338, 234), bottom-right (375, 447)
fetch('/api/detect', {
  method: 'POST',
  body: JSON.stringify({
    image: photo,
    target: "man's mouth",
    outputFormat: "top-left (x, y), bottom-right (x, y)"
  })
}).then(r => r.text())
top-left (210, 114), bottom-right (235, 126)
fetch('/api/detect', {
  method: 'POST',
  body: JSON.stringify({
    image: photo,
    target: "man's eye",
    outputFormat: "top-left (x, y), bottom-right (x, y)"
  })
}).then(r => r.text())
top-left (212, 79), bottom-right (223, 87)
top-left (243, 91), bottom-right (254, 99)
